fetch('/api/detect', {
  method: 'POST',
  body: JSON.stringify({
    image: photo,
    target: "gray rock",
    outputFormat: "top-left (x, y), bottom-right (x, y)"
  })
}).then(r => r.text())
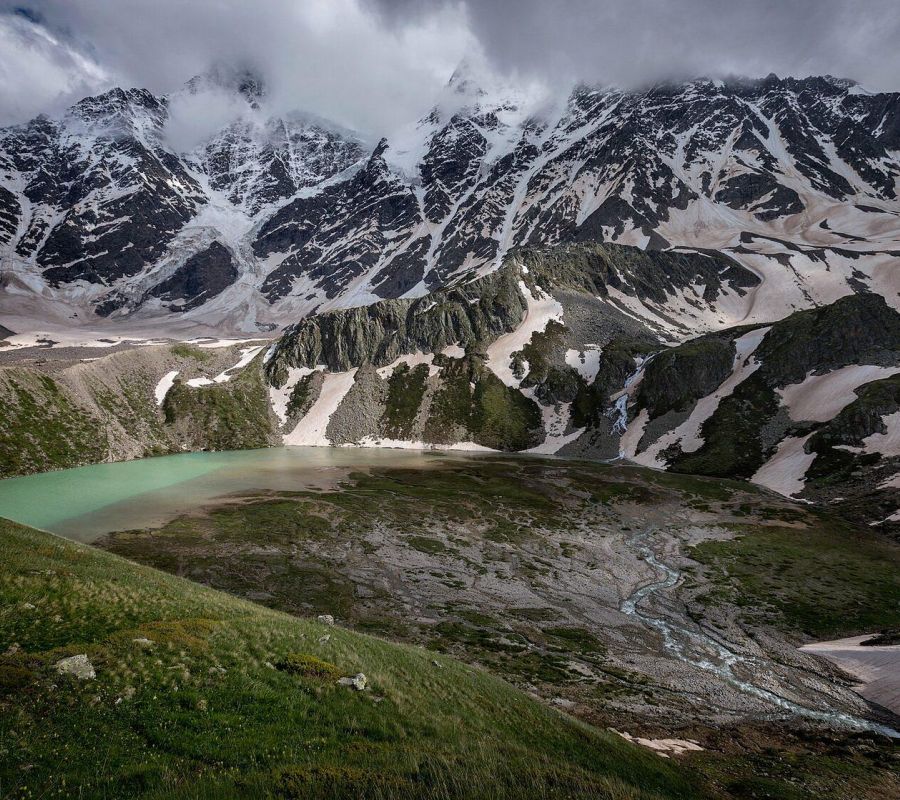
top-left (325, 363), bottom-right (386, 444)
top-left (337, 673), bottom-right (368, 691)
top-left (55, 654), bottom-right (95, 680)
top-left (316, 614), bottom-right (335, 626)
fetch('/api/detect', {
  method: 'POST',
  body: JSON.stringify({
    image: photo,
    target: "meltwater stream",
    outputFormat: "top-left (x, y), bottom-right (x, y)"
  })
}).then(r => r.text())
top-left (620, 528), bottom-right (900, 738)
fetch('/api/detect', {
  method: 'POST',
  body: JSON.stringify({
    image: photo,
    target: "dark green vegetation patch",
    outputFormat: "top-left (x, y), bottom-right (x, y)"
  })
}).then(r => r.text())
top-left (163, 355), bottom-right (275, 451)
top-left (275, 653), bottom-right (342, 680)
top-left (691, 519), bottom-right (900, 638)
top-left (637, 336), bottom-right (735, 418)
top-left (0, 374), bottom-right (105, 476)
top-left (423, 356), bottom-right (543, 450)
top-left (382, 362), bottom-right (429, 439)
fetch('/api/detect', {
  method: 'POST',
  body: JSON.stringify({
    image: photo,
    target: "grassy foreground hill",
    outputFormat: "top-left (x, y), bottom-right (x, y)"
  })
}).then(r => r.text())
top-left (0, 518), bottom-right (699, 800)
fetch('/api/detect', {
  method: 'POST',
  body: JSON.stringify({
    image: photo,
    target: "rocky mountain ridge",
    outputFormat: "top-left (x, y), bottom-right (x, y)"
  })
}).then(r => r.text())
top-left (258, 244), bottom-right (899, 529)
top-left (1, 67), bottom-right (898, 527)
top-left (2, 70), bottom-right (899, 337)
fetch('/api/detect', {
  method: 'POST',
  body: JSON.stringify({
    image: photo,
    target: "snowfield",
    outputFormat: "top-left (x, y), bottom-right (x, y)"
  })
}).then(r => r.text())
top-left (485, 280), bottom-right (563, 387)
top-left (565, 347), bottom-right (602, 382)
top-left (778, 364), bottom-right (900, 423)
top-left (751, 433), bottom-right (817, 498)
top-left (283, 370), bottom-right (358, 447)
top-left (862, 411), bottom-right (900, 458)
top-left (154, 371), bottom-right (179, 406)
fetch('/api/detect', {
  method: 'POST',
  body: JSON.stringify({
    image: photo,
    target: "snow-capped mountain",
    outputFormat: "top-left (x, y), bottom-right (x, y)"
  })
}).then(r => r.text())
top-left (1, 69), bottom-right (899, 336)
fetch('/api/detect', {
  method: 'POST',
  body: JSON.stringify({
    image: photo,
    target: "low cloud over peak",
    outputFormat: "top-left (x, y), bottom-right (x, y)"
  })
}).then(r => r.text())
top-left (1, 0), bottom-right (898, 134)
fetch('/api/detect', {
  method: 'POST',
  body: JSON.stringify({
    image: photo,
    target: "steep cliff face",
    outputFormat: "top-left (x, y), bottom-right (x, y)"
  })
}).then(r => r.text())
top-left (265, 260), bottom-right (528, 378)
top-left (266, 242), bottom-right (758, 379)
top-left (4, 89), bottom-right (206, 288)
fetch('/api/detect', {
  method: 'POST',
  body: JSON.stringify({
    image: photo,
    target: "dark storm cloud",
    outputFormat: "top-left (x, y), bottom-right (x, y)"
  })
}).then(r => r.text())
top-left (366, 0), bottom-right (900, 91)
top-left (0, 0), bottom-right (473, 131)
top-left (0, 0), bottom-right (898, 135)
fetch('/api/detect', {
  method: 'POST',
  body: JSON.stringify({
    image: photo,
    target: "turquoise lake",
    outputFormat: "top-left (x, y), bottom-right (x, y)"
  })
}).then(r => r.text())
top-left (0, 447), bottom-right (458, 542)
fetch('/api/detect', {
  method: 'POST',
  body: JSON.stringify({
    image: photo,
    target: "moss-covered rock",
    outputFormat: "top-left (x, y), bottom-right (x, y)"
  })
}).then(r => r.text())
top-left (516, 320), bottom-right (584, 405)
top-left (667, 371), bottom-right (781, 479)
top-left (382, 363), bottom-right (430, 440)
top-left (423, 357), bottom-right (479, 444)
top-left (286, 371), bottom-right (324, 423)
top-left (275, 653), bottom-right (342, 680)
top-left (163, 356), bottom-right (276, 451)
top-left (419, 356), bottom-right (543, 450)
top-left (637, 336), bottom-right (734, 418)
top-left (471, 369), bottom-right (543, 451)
top-left (755, 293), bottom-right (900, 386)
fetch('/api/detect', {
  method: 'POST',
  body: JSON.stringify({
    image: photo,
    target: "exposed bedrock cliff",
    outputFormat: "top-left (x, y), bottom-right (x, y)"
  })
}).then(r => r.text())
top-left (265, 242), bottom-right (757, 384)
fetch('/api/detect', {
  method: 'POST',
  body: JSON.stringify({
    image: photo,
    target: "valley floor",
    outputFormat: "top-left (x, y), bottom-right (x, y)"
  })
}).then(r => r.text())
top-left (1, 455), bottom-right (899, 797)
top-left (80, 454), bottom-right (900, 797)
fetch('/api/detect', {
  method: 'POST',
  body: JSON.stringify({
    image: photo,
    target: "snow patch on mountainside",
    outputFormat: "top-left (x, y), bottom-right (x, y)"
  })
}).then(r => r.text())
top-left (565, 347), bottom-right (602, 382)
top-left (525, 397), bottom-right (584, 455)
top-left (485, 281), bottom-right (563, 387)
top-left (778, 364), bottom-right (900, 422)
top-left (213, 345), bottom-right (266, 383)
top-left (861, 411), bottom-right (900, 457)
top-left (284, 370), bottom-right (358, 446)
top-left (752, 433), bottom-right (817, 498)
top-left (269, 366), bottom-right (325, 425)
top-left (620, 409), bottom-right (650, 460)
top-left (154, 371), bottom-right (179, 406)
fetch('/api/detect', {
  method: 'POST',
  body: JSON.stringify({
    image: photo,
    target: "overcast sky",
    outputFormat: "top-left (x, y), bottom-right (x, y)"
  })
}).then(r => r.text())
top-left (1, 0), bottom-right (899, 136)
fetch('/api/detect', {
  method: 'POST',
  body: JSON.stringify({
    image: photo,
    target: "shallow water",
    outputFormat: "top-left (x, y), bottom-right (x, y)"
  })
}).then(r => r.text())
top-left (0, 447), bottom-right (466, 542)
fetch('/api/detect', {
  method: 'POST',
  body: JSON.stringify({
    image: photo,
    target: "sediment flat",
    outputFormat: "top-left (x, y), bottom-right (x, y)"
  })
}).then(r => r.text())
top-left (800, 636), bottom-right (900, 716)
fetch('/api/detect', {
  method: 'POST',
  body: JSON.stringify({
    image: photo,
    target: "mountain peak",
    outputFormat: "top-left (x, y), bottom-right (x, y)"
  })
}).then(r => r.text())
top-left (185, 63), bottom-right (266, 107)
top-left (446, 59), bottom-right (490, 99)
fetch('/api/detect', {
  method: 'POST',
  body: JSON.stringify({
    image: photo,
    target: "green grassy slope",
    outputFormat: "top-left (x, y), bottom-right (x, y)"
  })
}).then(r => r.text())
top-left (0, 518), bottom-right (700, 800)
top-left (689, 519), bottom-right (900, 639)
